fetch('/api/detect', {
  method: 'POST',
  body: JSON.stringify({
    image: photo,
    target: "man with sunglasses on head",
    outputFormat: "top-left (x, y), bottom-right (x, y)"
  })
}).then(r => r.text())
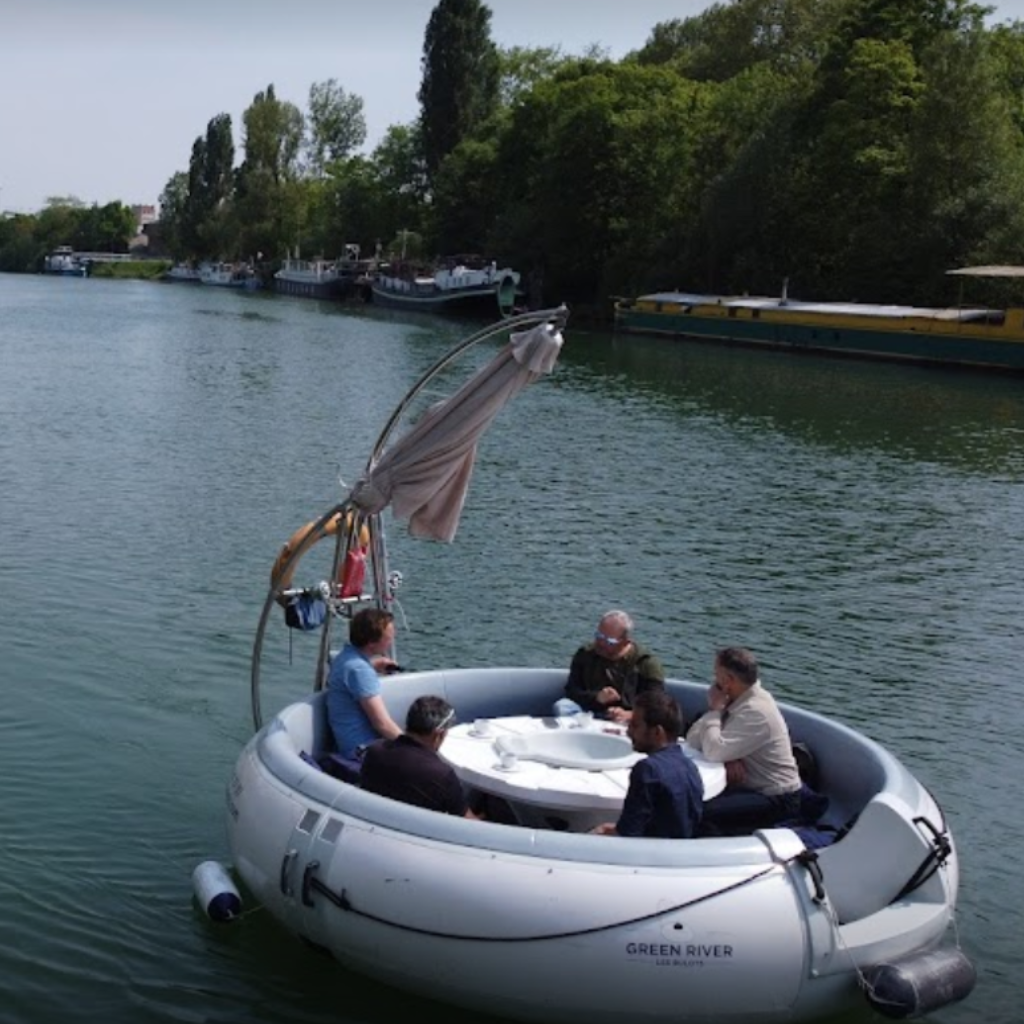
top-left (555, 609), bottom-right (666, 723)
top-left (361, 695), bottom-right (481, 818)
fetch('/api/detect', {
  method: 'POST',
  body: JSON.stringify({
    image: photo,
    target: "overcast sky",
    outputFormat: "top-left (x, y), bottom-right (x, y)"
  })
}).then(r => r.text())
top-left (2, 0), bottom-right (1023, 214)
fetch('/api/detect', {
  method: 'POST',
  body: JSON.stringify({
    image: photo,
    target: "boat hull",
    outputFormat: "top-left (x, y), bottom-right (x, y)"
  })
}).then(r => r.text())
top-left (614, 293), bottom-right (1024, 372)
top-left (226, 669), bottom-right (959, 1024)
top-left (274, 275), bottom-right (352, 300)
top-left (370, 282), bottom-right (515, 316)
top-left (163, 265), bottom-right (202, 283)
top-left (274, 259), bottom-right (363, 300)
top-left (370, 263), bottom-right (521, 317)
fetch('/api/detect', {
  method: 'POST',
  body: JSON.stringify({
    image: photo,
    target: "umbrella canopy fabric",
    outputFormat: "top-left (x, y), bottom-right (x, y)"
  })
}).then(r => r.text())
top-left (349, 322), bottom-right (564, 542)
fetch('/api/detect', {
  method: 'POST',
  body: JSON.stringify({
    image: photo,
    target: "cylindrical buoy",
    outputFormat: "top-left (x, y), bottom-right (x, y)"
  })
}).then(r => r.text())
top-left (862, 947), bottom-right (976, 1019)
top-left (192, 860), bottom-right (242, 922)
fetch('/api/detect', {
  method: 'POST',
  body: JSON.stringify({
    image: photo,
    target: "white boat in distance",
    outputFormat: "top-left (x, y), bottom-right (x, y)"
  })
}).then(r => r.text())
top-left (43, 246), bottom-right (88, 277)
top-left (371, 254), bottom-right (521, 316)
top-left (199, 262), bottom-right (257, 288)
top-left (163, 263), bottom-right (202, 283)
top-left (220, 308), bottom-right (975, 1024)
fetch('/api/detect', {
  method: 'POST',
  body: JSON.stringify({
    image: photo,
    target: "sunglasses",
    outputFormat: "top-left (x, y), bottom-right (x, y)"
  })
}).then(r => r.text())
top-left (595, 631), bottom-right (625, 647)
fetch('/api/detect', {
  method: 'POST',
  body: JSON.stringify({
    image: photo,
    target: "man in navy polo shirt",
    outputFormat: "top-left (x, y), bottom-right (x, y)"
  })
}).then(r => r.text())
top-left (361, 696), bottom-right (479, 818)
top-left (592, 689), bottom-right (703, 838)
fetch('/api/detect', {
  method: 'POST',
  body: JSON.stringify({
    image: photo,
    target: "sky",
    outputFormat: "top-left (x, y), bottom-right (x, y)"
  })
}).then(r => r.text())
top-left (2, 0), bottom-right (1024, 215)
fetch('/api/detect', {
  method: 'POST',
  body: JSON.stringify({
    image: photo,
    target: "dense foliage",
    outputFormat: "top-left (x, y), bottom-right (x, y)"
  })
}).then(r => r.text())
top-left (418, 0), bottom-right (501, 182)
top-left (0, 198), bottom-right (137, 273)
top-left (5, 0), bottom-right (1024, 312)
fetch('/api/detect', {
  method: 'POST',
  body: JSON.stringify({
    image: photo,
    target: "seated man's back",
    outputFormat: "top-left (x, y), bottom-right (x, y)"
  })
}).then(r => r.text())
top-left (360, 696), bottom-right (471, 818)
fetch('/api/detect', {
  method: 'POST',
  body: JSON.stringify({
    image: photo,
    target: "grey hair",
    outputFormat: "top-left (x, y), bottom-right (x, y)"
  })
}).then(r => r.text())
top-left (601, 609), bottom-right (634, 637)
top-left (406, 695), bottom-right (456, 735)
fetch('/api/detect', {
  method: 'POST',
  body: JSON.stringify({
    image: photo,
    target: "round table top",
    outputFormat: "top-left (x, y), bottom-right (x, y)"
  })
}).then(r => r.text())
top-left (441, 715), bottom-right (726, 813)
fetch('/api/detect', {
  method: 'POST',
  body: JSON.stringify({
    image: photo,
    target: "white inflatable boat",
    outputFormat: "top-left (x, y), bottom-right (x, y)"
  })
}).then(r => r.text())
top-left (219, 307), bottom-right (974, 1023)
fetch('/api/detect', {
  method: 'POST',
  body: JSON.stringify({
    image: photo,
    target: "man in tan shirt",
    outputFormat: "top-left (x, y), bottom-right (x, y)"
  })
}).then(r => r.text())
top-left (686, 647), bottom-right (802, 835)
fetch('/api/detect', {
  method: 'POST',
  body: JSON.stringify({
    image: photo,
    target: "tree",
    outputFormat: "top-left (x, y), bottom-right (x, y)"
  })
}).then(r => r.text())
top-left (632, 0), bottom-right (851, 81)
top-left (497, 45), bottom-right (569, 106)
top-left (430, 135), bottom-right (502, 253)
top-left (0, 213), bottom-right (44, 272)
top-left (158, 171), bottom-right (189, 259)
top-left (240, 84), bottom-right (304, 185)
top-left (489, 60), bottom-right (709, 304)
top-left (418, 0), bottom-right (500, 181)
top-left (986, 21), bottom-right (1024, 136)
top-left (184, 113), bottom-right (237, 258)
top-left (366, 125), bottom-right (429, 248)
top-left (77, 202), bottom-right (136, 252)
top-left (36, 198), bottom-right (84, 253)
top-left (321, 157), bottom-right (385, 255)
top-left (183, 134), bottom-right (209, 257)
top-left (902, 25), bottom-right (1024, 290)
top-left (203, 114), bottom-right (235, 209)
top-left (236, 84), bottom-right (306, 259)
top-left (683, 63), bottom-right (812, 293)
top-left (306, 79), bottom-right (367, 178)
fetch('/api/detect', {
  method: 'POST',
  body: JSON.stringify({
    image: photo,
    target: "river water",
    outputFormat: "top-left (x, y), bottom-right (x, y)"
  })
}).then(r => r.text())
top-left (1, 273), bottom-right (1020, 1024)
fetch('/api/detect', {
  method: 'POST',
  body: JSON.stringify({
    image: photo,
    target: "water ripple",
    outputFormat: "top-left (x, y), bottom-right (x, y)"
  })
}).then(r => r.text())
top-left (1, 275), bottom-right (1021, 1023)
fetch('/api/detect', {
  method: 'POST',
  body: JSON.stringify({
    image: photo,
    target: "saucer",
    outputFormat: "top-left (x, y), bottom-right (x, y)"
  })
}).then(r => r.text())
top-left (469, 728), bottom-right (494, 739)
top-left (493, 762), bottom-right (519, 773)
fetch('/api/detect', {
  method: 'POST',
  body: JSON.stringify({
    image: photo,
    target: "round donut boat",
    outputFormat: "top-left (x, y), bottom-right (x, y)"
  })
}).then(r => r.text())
top-left (227, 667), bottom-right (961, 1024)
top-left (223, 308), bottom-right (971, 1023)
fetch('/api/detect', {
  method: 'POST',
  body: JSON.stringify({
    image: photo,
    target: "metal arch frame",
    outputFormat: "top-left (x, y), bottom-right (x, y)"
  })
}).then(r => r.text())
top-left (249, 305), bottom-right (570, 731)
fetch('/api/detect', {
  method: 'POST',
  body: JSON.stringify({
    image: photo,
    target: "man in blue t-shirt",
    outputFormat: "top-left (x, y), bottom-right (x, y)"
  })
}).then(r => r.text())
top-left (327, 608), bottom-right (404, 759)
top-left (592, 689), bottom-right (703, 839)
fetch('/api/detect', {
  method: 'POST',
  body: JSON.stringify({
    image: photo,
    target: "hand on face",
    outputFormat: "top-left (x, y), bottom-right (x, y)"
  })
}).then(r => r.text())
top-left (707, 682), bottom-right (730, 712)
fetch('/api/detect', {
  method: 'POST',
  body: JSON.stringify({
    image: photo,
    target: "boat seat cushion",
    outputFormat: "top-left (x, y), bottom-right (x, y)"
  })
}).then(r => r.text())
top-left (814, 792), bottom-right (933, 924)
top-left (317, 751), bottom-right (363, 784)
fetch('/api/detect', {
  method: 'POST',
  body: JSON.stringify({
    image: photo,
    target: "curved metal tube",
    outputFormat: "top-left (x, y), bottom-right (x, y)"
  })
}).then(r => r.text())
top-left (249, 305), bottom-right (569, 731)
top-left (251, 500), bottom-right (352, 729)
top-left (365, 304), bottom-right (569, 468)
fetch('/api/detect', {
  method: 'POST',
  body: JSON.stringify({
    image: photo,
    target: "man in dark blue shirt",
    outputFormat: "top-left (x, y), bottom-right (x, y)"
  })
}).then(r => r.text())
top-left (592, 689), bottom-right (703, 838)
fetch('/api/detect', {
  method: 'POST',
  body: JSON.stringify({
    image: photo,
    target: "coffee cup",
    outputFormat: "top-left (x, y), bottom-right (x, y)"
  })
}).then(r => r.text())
top-left (500, 749), bottom-right (518, 770)
top-left (576, 711), bottom-right (594, 729)
top-left (473, 719), bottom-right (492, 737)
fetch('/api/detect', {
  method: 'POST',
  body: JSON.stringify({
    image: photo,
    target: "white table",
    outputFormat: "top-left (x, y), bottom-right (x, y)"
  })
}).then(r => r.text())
top-left (440, 715), bottom-right (726, 831)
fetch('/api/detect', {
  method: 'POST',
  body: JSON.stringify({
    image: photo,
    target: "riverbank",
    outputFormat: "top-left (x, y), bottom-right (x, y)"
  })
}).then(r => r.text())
top-left (87, 259), bottom-right (172, 280)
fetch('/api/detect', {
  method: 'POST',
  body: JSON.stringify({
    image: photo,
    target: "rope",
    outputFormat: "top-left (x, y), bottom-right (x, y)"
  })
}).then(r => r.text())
top-left (306, 862), bottom-right (781, 943)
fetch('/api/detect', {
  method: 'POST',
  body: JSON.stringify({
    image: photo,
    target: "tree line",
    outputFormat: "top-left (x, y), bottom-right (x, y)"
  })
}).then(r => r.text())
top-left (5, 0), bottom-right (1024, 312)
top-left (0, 198), bottom-right (137, 273)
